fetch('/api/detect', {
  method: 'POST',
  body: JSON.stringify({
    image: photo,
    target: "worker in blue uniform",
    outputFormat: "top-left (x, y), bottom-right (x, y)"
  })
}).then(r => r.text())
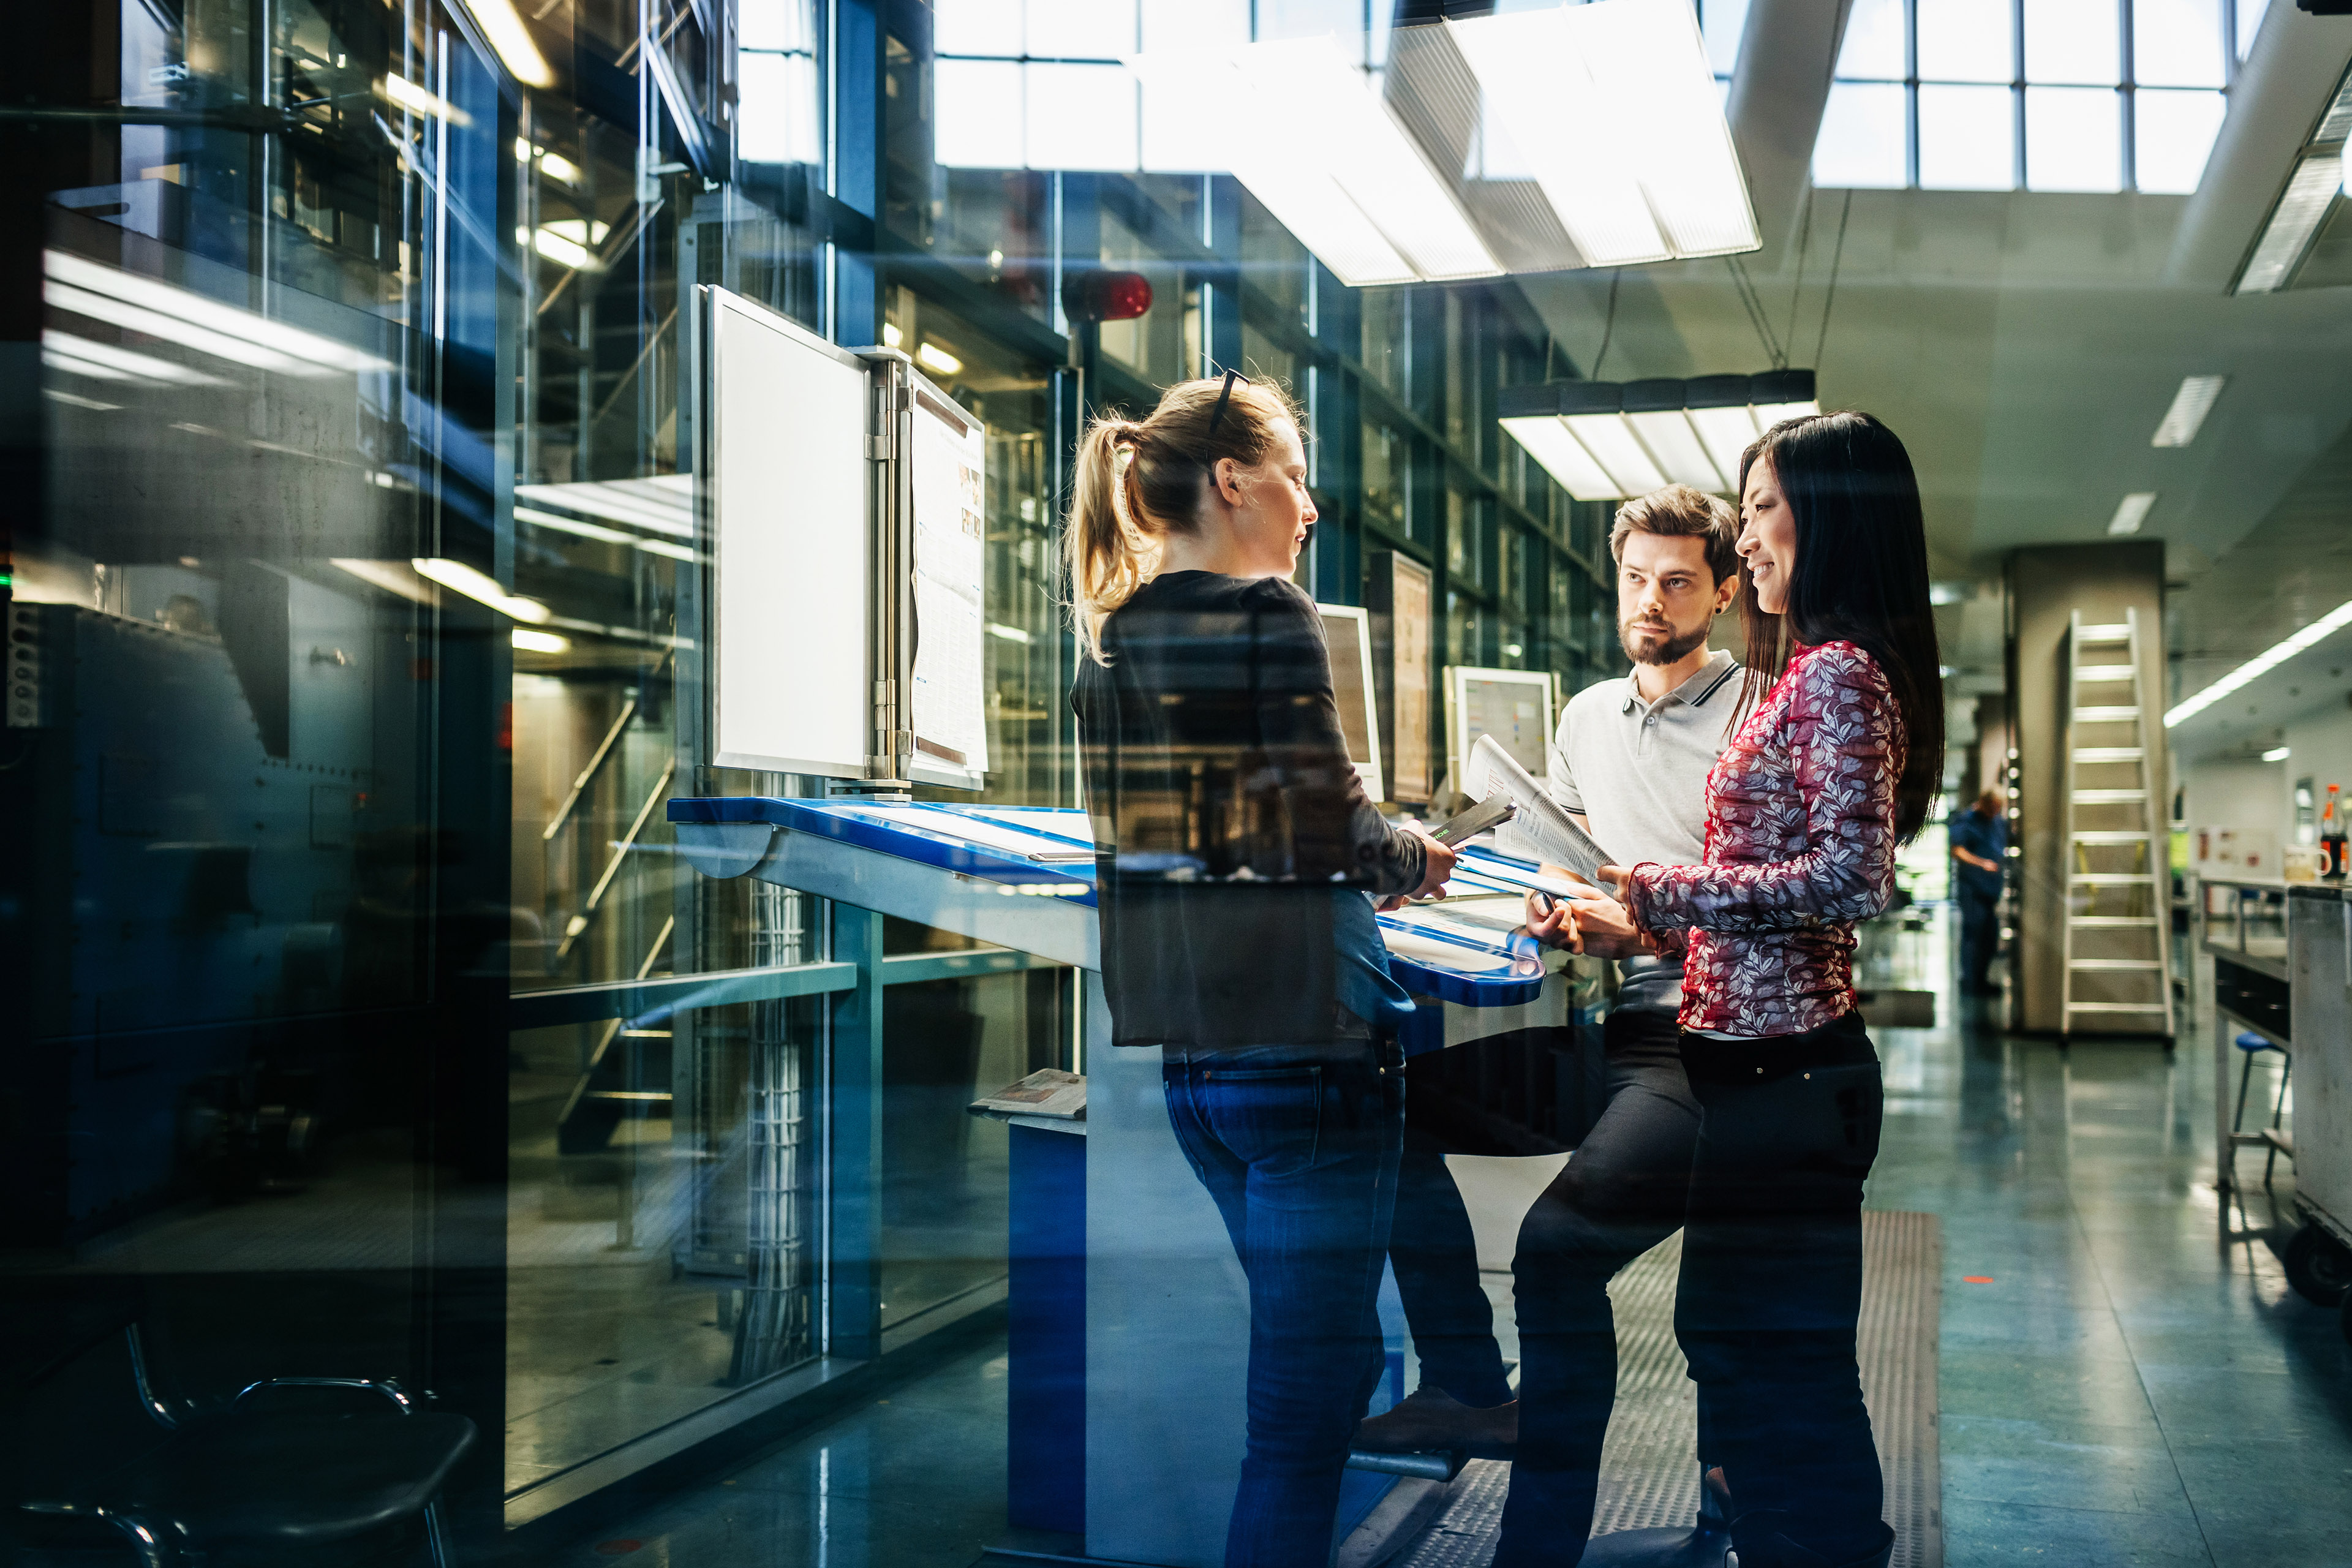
top-left (1948, 789), bottom-right (2008, 996)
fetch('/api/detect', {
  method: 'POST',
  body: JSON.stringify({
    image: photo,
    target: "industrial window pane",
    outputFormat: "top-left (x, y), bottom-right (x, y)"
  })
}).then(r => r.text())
top-left (1917, 0), bottom-right (2015, 84)
top-left (2135, 87), bottom-right (2228, 192)
top-left (2025, 86), bottom-right (2122, 190)
top-left (738, 0), bottom-right (814, 53)
top-left (935, 0), bottom-right (1024, 56)
top-left (1025, 0), bottom-right (1134, 59)
top-left (1140, 0), bottom-right (1248, 53)
top-left (2134, 0), bottom-right (2226, 86)
top-left (1814, 81), bottom-right (1910, 187)
top-left (1025, 62), bottom-right (1139, 170)
top-left (739, 50), bottom-right (823, 165)
top-left (1258, 0), bottom-right (1365, 58)
top-left (1702, 0), bottom-right (1755, 76)
top-left (2023, 0), bottom-right (2120, 85)
top-left (934, 58), bottom-right (1026, 168)
top-left (1834, 0), bottom-right (1907, 80)
top-left (2237, 0), bottom-right (2272, 59)
top-left (1918, 83), bottom-right (2018, 189)
top-left (1139, 80), bottom-right (1224, 172)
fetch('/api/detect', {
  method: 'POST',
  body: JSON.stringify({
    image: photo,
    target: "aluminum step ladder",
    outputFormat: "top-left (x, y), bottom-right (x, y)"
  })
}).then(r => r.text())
top-left (2060, 608), bottom-right (2174, 1040)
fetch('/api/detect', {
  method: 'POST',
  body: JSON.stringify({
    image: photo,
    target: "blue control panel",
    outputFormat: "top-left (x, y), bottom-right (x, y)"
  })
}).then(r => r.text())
top-left (667, 798), bottom-right (1550, 1007)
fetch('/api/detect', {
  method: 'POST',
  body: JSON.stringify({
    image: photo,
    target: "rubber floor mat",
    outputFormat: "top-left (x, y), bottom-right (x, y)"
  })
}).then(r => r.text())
top-left (1393, 1210), bottom-right (1943, 1568)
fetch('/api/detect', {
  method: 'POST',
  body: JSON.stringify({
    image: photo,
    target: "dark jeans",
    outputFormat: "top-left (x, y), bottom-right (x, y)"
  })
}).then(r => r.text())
top-left (1164, 1036), bottom-right (1405, 1568)
top-left (1676, 1012), bottom-right (1887, 1564)
top-left (1957, 888), bottom-right (1999, 990)
top-left (1490, 1009), bottom-right (1705, 1568)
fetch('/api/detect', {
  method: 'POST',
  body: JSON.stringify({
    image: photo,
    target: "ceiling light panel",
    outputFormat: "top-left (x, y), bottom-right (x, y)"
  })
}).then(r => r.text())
top-left (1140, 46), bottom-right (1417, 285)
top-left (1500, 417), bottom-right (1621, 500)
top-left (1445, 9), bottom-right (1670, 266)
top-left (1626, 410), bottom-right (1726, 491)
top-left (45, 250), bottom-right (385, 374)
top-left (1565, 413), bottom-right (1669, 494)
top-left (42, 328), bottom-right (224, 386)
top-left (1566, 0), bottom-right (1760, 257)
top-left (2150, 374), bottom-right (2226, 447)
top-left (2107, 491), bottom-right (2158, 534)
top-left (1234, 38), bottom-right (1499, 282)
top-left (1686, 404), bottom-right (1762, 480)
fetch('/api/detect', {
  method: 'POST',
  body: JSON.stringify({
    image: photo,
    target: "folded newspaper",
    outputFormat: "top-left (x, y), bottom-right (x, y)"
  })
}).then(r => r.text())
top-left (1464, 733), bottom-right (1618, 883)
top-left (970, 1068), bottom-right (1087, 1120)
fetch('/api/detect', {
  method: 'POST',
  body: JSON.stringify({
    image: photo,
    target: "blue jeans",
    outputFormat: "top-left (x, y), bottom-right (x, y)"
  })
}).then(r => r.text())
top-left (1164, 1036), bottom-right (1404, 1568)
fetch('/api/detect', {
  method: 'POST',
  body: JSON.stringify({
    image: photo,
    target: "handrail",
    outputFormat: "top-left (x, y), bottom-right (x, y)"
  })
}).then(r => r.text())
top-left (556, 759), bottom-right (676, 961)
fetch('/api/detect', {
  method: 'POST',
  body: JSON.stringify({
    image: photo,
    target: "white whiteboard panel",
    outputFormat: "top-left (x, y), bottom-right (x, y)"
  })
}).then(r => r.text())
top-left (707, 288), bottom-right (872, 778)
top-left (907, 379), bottom-right (989, 788)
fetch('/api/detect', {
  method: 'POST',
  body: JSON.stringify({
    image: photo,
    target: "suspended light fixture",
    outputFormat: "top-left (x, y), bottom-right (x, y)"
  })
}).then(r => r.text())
top-left (1444, 0), bottom-right (1758, 267)
top-left (1500, 371), bottom-right (1819, 501)
top-left (1127, 37), bottom-right (1504, 287)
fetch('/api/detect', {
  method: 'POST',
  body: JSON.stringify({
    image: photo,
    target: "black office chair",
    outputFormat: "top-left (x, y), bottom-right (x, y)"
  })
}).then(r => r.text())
top-left (18, 1324), bottom-right (475, 1568)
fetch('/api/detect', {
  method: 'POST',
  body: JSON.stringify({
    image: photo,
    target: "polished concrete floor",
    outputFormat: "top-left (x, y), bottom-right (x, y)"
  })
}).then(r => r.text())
top-left (545, 924), bottom-right (2352, 1567)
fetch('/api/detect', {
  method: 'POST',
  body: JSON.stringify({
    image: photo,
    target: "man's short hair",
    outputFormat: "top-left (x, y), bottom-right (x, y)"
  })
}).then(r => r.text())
top-left (1609, 484), bottom-right (1740, 586)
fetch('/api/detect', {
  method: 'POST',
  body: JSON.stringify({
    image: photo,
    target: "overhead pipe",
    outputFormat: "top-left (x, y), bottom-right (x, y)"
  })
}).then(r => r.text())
top-left (1724, 0), bottom-right (1854, 273)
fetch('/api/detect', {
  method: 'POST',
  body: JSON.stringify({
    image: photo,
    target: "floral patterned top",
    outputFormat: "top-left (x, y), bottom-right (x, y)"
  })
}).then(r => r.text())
top-left (1626, 640), bottom-right (1904, 1038)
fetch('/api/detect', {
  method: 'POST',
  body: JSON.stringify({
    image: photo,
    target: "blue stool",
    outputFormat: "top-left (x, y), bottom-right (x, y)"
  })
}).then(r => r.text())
top-left (2231, 1031), bottom-right (2293, 1191)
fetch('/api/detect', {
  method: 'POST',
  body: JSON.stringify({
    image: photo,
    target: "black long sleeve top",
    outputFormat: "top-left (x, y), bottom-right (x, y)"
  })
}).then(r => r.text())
top-left (1071, 571), bottom-right (1427, 1049)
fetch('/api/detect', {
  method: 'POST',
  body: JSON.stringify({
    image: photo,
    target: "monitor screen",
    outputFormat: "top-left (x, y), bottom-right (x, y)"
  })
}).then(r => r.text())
top-left (1449, 666), bottom-right (1555, 784)
top-left (1317, 603), bottom-right (1384, 802)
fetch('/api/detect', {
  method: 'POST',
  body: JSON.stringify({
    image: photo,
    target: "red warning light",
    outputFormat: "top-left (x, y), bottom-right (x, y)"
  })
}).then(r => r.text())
top-left (1961, 1275), bottom-right (1994, 1284)
top-left (1061, 269), bottom-right (1153, 323)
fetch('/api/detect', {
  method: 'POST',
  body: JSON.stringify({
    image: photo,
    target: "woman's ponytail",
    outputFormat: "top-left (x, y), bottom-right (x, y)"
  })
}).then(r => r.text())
top-left (1065, 417), bottom-right (1148, 663)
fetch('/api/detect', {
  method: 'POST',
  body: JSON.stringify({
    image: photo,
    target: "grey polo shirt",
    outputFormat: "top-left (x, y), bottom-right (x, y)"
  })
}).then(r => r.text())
top-left (1547, 649), bottom-right (1743, 1016)
top-left (1548, 648), bottom-right (1742, 869)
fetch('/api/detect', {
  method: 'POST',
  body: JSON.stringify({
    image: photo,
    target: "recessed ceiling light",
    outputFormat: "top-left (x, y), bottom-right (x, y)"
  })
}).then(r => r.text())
top-left (2107, 492), bottom-right (2158, 535)
top-left (2151, 376), bottom-right (2226, 447)
top-left (916, 342), bottom-right (962, 376)
top-left (2235, 153), bottom-right (2343, 294)
top-left (2262, 745), bottom-right (2291, 761)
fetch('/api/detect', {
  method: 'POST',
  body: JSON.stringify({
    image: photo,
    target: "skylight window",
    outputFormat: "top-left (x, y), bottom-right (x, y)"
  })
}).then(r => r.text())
top-left (1811, 0), bottom-right (2236, 193)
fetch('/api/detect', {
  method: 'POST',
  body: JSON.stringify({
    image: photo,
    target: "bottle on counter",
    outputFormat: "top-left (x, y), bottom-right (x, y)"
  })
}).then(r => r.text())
top-left (2323, 785), bottom-right (2347, 880)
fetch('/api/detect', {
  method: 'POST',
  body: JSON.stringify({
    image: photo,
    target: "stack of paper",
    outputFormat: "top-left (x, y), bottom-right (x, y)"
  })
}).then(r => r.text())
top-left (1464, 733), bottom-right (1618, 880)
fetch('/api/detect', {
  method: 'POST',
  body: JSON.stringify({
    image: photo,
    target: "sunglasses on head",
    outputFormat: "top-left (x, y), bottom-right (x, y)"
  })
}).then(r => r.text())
top-left (1206, 367), bottom-right (1251, 436)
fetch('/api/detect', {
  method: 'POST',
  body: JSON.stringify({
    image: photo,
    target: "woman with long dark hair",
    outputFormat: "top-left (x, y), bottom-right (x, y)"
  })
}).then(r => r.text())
top-left (1526, 411), bottom-right (1941, 1568)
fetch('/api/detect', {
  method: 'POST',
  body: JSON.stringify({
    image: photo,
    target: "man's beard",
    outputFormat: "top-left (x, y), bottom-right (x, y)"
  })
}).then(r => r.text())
top-left (1618, 617), bottom-right (1711, 666)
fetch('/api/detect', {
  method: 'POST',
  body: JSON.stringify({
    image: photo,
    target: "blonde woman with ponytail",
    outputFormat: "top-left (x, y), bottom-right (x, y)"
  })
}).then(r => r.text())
top-left (1069, 373), bottom-right (1454, 1567)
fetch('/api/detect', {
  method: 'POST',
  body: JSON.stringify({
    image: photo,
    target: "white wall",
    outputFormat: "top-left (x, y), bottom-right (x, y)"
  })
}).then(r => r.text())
top-left (2180, 760), bottom-right (2284, 876)
top-left (2279, 706), bottom-right (2352, 848)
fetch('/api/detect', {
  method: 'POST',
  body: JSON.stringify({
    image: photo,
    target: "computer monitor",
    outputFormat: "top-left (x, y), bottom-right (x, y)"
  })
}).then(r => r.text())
top-left (1446, 665), bottom-right (1557, 788)
top-left (1317, 603), bottom-right (1385, 804)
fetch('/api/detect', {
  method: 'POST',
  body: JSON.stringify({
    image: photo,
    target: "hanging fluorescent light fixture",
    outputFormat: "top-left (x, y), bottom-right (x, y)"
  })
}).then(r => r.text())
top-left (1501, 371), bottom-right (1817, 501)
top-left (1445, 0), bottom-right (1757, 268)
top-left (1128, 39), bottom-right (1498, 287)
top-left (2167, 595), bottom-right (2352, 726)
